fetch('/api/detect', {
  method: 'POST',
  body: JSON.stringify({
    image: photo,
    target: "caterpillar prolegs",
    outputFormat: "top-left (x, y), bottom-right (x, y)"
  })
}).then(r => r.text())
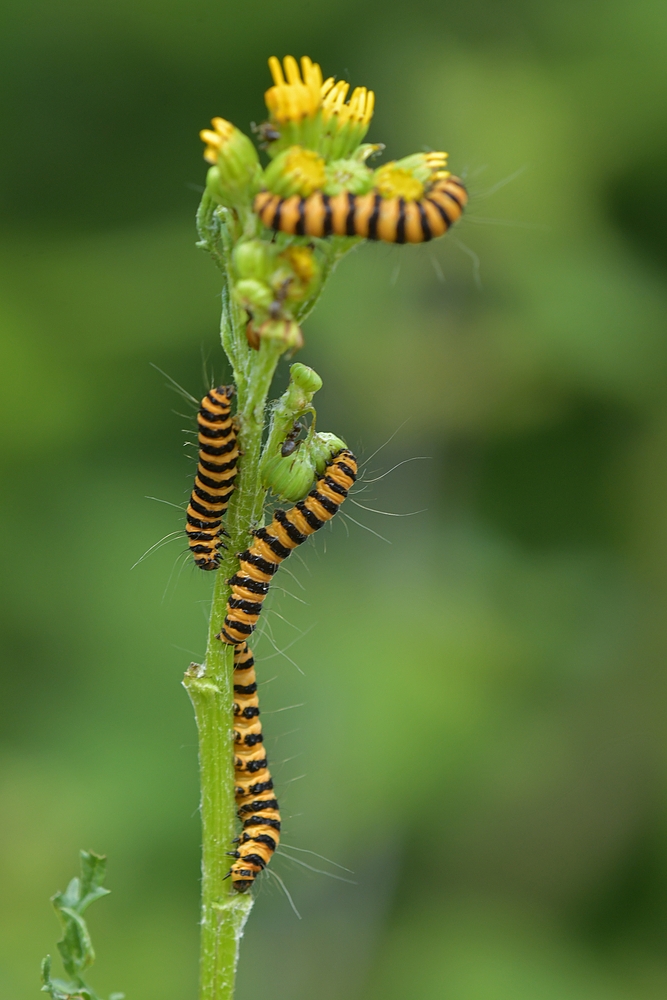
top-left (218, 448), bottom-right (358, 645)
top-left (230, 642), bottom-right (280, 891)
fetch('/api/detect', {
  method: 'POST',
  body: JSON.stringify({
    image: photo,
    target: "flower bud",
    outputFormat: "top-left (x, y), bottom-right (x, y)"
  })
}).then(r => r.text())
top-left (323, 158), bottom-right (374, 196)
top-left (234, 278), bottom-right (274, 313)
top-left (200, 117), bottom-right (263, 207)
top-left (273, 362), bottom-right (322, 417)
top-left (263, 146), bottom-right (326, 198)
top-left (246, 319), bottom-right (304, 352)
top-left (290, 363), bottom-right (323, 395)
top-left (263, 446), bottom-right (316, 502)
top-left (311, 432), bottom-right (348, 474)
top-left (275, 246), bottom-right (320, 302)
top-left (233, 239), bottom-right (275, 282)
top-left (373, 151), bottom-right (449, 200)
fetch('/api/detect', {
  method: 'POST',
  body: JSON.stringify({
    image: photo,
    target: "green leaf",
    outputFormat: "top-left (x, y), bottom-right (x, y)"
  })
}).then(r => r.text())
top-left (58, 906), bottom-right (95, 974)
top-left (79, 851), bottom-right (107, 900)
top-left (79, 885), bottom-right (111, 913)
top-left (42, 850), bottom-right (120, 1000)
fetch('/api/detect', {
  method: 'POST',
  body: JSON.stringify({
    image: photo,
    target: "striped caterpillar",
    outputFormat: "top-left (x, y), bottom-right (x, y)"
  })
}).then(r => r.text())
top-left (253, 175), bottom-right (467, 244)
top-left (186, 386), bottom-right (239, 571)
top-left (229, 642), bottom-right (280, 892)
top-left (217, 448), bottom-right (358, 645)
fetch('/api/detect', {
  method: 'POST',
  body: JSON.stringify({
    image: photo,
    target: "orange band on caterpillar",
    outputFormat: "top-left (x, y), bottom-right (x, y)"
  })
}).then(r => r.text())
top-left (186, 385), bottom-right (239, 571)
top-left (253, 176), bottom-right (467, 244)
top-left (217, 449), bottom-right (357, 645)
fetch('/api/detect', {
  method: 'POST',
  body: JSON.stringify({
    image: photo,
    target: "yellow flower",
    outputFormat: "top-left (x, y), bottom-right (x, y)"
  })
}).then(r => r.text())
top-left (373, 151), bottom-right (451, 200)
top-left (265, 55), bottom-right (324, 123)
top-left (280, 246), bottom-right (318, 287)
top-left (199, 117), bottom-right (236, 165)
top-left (263, 55), bottom-right (375, 161)
top-left (321, 80), bottom-right (374, 130)
top-left (199, 116), bottom-right (262, 208)
top-left (263, 145), bottom-right (327, 198)
top-left (374, 164), bottom-right (425, 201)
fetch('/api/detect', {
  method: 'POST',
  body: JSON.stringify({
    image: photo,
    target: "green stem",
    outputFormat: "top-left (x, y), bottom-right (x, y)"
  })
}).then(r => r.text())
top-left (184, 290), bottom-right (283, 999)
top-left (186, 195), bottom-right (341, 1000)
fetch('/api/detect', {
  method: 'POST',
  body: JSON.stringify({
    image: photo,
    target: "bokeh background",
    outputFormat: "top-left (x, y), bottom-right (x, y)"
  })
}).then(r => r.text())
top-left (2, 1), bottom-right (667, 997)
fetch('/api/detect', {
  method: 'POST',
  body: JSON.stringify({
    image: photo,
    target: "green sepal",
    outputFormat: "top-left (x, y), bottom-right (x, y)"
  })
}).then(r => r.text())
top-left (264, 113), bottom-right (325, 160)
top-left (311, 432), bottom-right (348, 474)
top-left (233, 278), bottom-right (274, 313)
top-left (374, 152), bottom-right (445, 187)
top-left (320, 118), bottom-right (372, 162)
top-left (233, 239), bottom-right (276, 283)
top-left (323, 158), bottom-right (374, 196)
top-left (353, 143), bottom-right (385, 163)
top-left (204, 128), bottom-right (263, 209)
top-left (263, 446), bottom-right (317, 502)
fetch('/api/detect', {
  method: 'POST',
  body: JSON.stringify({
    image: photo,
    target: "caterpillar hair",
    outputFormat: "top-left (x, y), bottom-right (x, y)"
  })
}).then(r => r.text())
top-left (253, 176), bottom-right (467, 244)
top-left (186, 385), bottom-right (239, 571)
top-left (217, 448), bottom-right (357, 644)
top-left (229, 642), bottom-right (280, 892)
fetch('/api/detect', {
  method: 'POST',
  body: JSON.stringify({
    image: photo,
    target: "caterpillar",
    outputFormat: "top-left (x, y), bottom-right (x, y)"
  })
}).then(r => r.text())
top-left (229, 642), bottom-right (280, 892)
top-left (186, 385), bottom-right (239, 571)
top-left (217, 448), bottom-right (357, 644)
top-left (253, 176), bottom-right (467, 244)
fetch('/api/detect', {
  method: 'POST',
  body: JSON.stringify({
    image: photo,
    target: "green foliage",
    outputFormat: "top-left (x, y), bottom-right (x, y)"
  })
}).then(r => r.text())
top-left (3, 2), bottom-right (667, 999)
top-left (41, 852), bottom-right (122, 1000)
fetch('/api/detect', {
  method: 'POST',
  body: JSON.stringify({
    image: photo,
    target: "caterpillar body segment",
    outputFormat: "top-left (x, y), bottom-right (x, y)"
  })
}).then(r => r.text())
top-left (253, 176), bottom-right (467, 244)
top-left (230, 642), bottom-right (280, 892)
top-left (186, 385), bottom-right (239, 571)
top-left (217, 449), bottom-right (358, 645)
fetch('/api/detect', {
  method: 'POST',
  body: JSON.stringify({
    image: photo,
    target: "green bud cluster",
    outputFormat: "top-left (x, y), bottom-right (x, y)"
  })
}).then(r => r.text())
top-left (231, 240), bottom-right (321, 345)
top-left (261, 363), bottom-right (348, 501)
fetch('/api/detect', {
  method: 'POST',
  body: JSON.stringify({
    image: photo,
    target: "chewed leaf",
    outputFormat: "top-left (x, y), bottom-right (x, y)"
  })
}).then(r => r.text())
top-left (79, 851), bottom-right (107, 899)
top-left (42, 851), bottom-right (119, 1000)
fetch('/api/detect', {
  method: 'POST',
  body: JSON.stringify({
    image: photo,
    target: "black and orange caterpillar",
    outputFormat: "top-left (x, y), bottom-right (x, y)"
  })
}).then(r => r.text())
top-left (218, 448), bottom-right (358, 644)
top-left (253, 175), bottom-right (467, 244)
top-left (186, 386), bottom-right (239, 571)
top-left (229, 642), bottom-right (280, 892)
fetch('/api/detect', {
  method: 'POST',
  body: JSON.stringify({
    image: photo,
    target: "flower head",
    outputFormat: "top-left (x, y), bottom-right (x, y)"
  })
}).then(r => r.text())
top-left (262, 55), bottom-right (375, 161)
top-left (373, 151), bottom-right (450, 200)
top-left (263, 146), bottom-right (327, 197)
top-left (265, 55), bottom-right (323, 123)
top-left (320, 80), bottom-right (375, 159)
top-left (199, 117), bottom-right (262, 208)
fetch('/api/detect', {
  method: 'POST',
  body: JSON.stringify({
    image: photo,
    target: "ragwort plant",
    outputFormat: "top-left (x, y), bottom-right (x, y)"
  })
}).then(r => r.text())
top-left (41, 55), bottom-right (467, 1000)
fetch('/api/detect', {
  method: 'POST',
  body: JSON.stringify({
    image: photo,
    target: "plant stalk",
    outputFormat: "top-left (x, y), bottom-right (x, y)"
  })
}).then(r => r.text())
top-left (184, 263), bottom-right (284, 1000)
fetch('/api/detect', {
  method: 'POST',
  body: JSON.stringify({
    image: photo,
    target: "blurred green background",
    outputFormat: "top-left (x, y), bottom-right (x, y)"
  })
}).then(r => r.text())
top-left (2, 1), bottom-right (667, 997)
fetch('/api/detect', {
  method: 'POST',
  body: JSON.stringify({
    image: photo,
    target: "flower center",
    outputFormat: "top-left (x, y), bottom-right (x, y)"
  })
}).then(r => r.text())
top-left (283, 146), bottom-right (327, 196)
top-left (281, 247), bottom-right (317, 285)
top-left (374, 165), bottom-right (425, 201)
